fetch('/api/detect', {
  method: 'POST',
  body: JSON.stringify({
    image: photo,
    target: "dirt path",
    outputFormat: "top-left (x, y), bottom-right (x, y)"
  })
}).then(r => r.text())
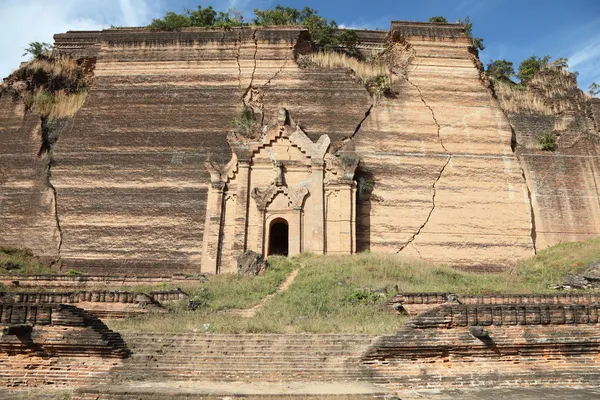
top-left (224, 267), bottom-right (301, 318)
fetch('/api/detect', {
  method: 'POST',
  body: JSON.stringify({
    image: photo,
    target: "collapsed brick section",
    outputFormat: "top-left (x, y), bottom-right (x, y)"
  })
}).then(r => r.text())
top-left (363, 303), bottom-right (600, 390)
top-left (0, 304), bottom-right (128, 388)
top-left (389, 292), bottom-right (600, 314)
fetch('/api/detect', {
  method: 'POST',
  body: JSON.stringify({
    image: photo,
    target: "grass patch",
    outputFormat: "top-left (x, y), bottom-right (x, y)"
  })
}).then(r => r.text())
top-left (0, 247), bottom-right (55, 275)
top-left (107, 257), bottom-right (297, 332)
top-left (105, 237), bottom-right (600, 335)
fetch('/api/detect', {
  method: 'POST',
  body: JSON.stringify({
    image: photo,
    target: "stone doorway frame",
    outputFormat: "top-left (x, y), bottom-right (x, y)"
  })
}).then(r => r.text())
top-left (268, 217), bottom-right (290, 256)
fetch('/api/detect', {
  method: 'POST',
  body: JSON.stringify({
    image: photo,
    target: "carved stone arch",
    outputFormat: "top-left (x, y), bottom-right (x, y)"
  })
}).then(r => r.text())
top-left (201, 108), bottom-right (358, 274)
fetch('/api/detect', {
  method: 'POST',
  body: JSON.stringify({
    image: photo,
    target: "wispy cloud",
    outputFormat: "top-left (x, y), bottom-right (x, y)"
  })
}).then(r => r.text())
top-left (455, 0), bottom-right (506, 17)
top-left (0, 0), bottom-right (162, 79)
top-left (338, 16), bottom-right (390, 31)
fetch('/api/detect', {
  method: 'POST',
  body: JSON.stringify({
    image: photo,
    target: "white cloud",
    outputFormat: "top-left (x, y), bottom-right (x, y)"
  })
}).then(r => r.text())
top-left (568, 33), bottom-right (600, 89)
top-left (0, 0), bottom-right (162, 79)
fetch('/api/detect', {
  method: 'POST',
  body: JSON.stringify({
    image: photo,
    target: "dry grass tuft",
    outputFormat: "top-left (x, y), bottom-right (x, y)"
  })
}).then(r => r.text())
top-left (29, 56), bottom-right (80, 83)
top-left (307, 51), bottom-right (393, 84)
top-left (34, 89), bottom-right (88, 119)
top-left (494, 67), bottom-right (584, 115)
top-left (495, 81), bottom-right (562, 115)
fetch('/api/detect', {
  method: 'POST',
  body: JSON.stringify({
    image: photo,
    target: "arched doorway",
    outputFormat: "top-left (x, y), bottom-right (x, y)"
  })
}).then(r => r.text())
top-left (268, 218), bottom-right (289, 256)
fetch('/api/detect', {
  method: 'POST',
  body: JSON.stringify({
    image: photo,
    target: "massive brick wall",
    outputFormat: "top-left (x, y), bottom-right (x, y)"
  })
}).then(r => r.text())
top-left (3, 22), bottom-right (599, 273)
top-left (353, 22), bottom-right (534, 268)
top-left (511, 113), bottom-right (600, 249)
top-left (0, 93), bottom-right (60, 263)
top-left (505, 69), bottom-right (600, 249)
top-left (0, 304), bottom-right (128, 387)
top-left (49, 27), bottom-right (371, 274)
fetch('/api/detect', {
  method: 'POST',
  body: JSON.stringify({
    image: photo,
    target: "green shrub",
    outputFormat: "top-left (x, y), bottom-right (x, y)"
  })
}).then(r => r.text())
top-left (67, 269), bottom-right (83, 276)
top-left (232, 105), bottom-right (258, 136)
top-left (366, 75), bottom-right (391, 99)
top-left (22, 41), bottom-right (52, 59)
top-left (429, 16), bottom-right (447, 23)
top-left (538, 132), bottom-right (557, 151)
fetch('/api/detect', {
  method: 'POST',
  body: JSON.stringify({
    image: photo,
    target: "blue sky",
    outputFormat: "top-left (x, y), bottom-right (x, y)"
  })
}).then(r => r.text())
top-left (0, 0), bottom-right (599, 91)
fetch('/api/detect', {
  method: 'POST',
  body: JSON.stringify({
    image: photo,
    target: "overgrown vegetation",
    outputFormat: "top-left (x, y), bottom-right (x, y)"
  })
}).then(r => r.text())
top-left (306, 51), bottom-right (393, 99)
top-left (0, 247), bottom-right (54, 275)
top-left (107, 236), bottom-right (600, 334)
top-left (486, 59), bottom-right (515, 83)
top-left (254, 5), bottom-right (358, 50)
top-left (366, 75), bottom-right (392, 99)
top-left (590, 82), bottom-right (600, 97)
top-left (459, 16), bottom-right (484, 53)
top-left (517, 55), bottom-right (551, 84)
top-left (491, 57), bottom-right (585, 115)
top-left (148, 4), bottom-right (358, 51)
top-left (5, 55), bottom-right (90, 120)
top-left (148, 6), bottom-right (245, 30)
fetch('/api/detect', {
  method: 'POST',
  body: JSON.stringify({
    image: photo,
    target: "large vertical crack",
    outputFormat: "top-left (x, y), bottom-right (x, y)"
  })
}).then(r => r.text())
top-left (515, 148), bottom-right (538, 253)
top-left (235, 31), bottom-right (243, 91)
top-left (241, 29), bottom-right (258, 105)
top-left (47, 161), bottom-right (63, 264)
top-left (258, 57), bottom-right (290, 127)
top-left (39, 117), bottom-right (64, 266)
top-left (397, 72), bottom-right (452, 255)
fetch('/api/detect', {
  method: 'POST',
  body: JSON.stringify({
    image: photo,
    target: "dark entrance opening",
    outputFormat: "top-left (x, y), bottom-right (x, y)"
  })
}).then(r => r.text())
top-left (269, 219), bottom-right (289, 256)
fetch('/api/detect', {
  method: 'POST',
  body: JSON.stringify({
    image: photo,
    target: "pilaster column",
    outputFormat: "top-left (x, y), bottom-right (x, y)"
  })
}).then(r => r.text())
top-left (201, 182), bottom-right (226, 273)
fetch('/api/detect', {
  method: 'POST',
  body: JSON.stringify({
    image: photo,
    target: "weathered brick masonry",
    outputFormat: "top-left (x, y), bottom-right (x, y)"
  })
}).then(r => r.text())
top-left (0, 304), bottom-right (128, 387)
top-left (364, 303), bottom-right (600, 390)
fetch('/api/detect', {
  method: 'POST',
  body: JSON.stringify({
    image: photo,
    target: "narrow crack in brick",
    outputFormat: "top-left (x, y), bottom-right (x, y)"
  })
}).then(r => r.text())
top-left (398, 72), bottom-right (452, 256)
top-left (515, 151), bottom-right (538, 253)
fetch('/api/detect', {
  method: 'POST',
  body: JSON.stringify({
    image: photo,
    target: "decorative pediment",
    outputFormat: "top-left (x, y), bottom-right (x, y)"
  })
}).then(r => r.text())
top-left (251, 184), bottom-right (309, 211)
top-left (227, 108), bottom-right (330, 164)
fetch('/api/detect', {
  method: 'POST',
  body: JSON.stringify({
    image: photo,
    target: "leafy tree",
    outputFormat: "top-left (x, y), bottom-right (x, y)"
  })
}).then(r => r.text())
top-left (253, 5), bottom-right (307, 25)
top-left (148, 11), bottom-right (191, 30)
top-left (338, 29), bottom-right (359, 54)
top-left (551, 57), bottom-right (569, 69)
top-left (186, 6), bottom-right (217, 26)
top-left (429, 16), bottom-right (447, 23)
top-left (22, 42), bottom-right (52, 59)
top-left (517, 55), bottom-right (551, 83)
top-left (148, 6), bottom-right (245, 31)
top-left (458, 16), bottom-right (484, 53)
top-left (253, 4), bottom-right (356, 49)
top-left (486, 59), bottom-right (515, 83)
top-left (590, 82), bottom-right (600, 97)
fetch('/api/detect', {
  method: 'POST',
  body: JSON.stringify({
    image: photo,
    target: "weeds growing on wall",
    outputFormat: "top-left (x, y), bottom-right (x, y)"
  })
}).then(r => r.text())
top-left (538, 132), bottom-right (557, 151)
top-left (232, 105), bottom-right (259, 137)
top-left (366, 75), bottom-right (392, 99)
